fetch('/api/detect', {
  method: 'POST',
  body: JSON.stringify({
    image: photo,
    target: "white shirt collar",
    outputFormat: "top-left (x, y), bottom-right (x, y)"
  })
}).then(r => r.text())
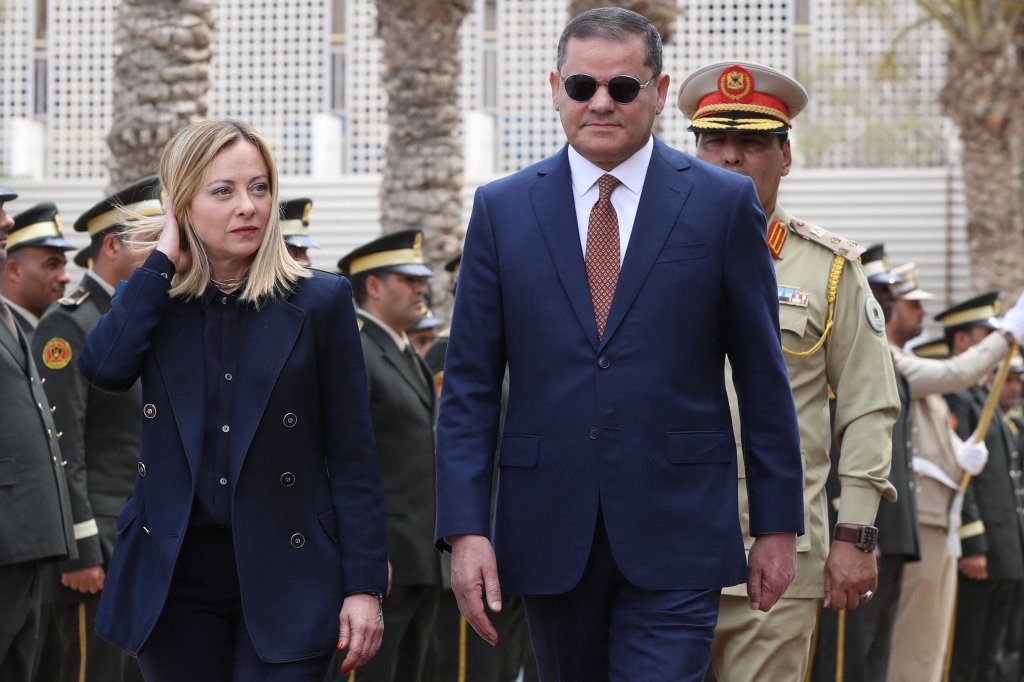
top-left (568, 135), bottom-right (654, 198)
top-left (357, 307), bottom-right (411, 352)
top-left (2, 297), bottom-right (38, 328)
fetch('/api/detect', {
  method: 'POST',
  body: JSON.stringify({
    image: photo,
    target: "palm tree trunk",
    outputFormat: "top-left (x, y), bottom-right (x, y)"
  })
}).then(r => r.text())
top-left (376, 0), bottom-right (472, 320)
top-left (107, 0), bottom-right (215, 191)
top-left (939, 49), bottom-right (1024, 300)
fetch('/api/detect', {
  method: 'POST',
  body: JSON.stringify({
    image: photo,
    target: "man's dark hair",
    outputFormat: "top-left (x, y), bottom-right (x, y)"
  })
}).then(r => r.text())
top-left (556, 7), bottom-right (662, 78)
top-left (89, 225), bottom-right (128, 263)
top-left (945, 324), bottom-right (980, 352)
top-left (351, 269), bottom-right (395, 307)
top-left (693, 131), bottom-right (789, 149)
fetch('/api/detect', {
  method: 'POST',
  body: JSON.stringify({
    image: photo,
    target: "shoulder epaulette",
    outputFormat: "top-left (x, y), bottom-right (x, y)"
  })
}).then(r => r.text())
top-left (789, 218), bottom-right (865, 261)
top-left (58, 287), bottom-right (91, 308)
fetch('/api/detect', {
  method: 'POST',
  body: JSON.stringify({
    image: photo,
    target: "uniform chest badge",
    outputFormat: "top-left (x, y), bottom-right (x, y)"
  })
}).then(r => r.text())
top-left (42, 337), bottom-right (72, 370)
top-left (778, 285), bottom-right (809, 307)
top-left (433, 370), bottom-right (444, 399)
top-left (766, 220), bottom-right (787, 260)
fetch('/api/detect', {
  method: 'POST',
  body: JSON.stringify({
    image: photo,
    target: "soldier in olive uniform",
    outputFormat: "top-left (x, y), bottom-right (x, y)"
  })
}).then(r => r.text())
top-left (885, 267), bottom-right (1022, 682)
top-left (678, 62), bottom-right (899, 681)
top-left (331, 230), bottom-right (440, 682)
top-left (0, 185), bottom-right (76, 682)
top-left (423, 253), bottom-right (539, 682)
top-left (1, 203), bottom-right (76, 337)
top-left (812, 244), bottom-right (920, 681)
top-left (280, 197), bottom-right (319, 267)
top-left (941, 292), bottom-right (1024, 681)
top-left (30, 177), bottom-right (161, 682)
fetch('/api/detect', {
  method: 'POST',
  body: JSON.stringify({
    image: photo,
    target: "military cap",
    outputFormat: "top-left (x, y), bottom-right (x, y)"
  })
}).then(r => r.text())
top-left (1007, 347), bottom-right (1024, 374)
top-left (861, 243), bottom-right (902, 286)
top-left (0, 185), bottom-right (17, 202)
top-left (892, 262), bottom-right (934, 300)
top-left (910, 336), bottom-right (949, 359)
top-left (73, 245), bottom-right (92, 269)
top-left (444, 253), bottom-right (461, 276)
top-left (677, 61), bottom-right (808, 133)
top-left (407, 307), bottom-right (444, 333)
top-left (338, 229), bottom-right (433, 278)
top-left (280, 197), bottom-right (320, 249)
top-left (8, 202), bottom-right (76, 252)
top-left (74, 175), bottom-right (164, 238)
top-left (934, 290), bottom-right (1001, 332)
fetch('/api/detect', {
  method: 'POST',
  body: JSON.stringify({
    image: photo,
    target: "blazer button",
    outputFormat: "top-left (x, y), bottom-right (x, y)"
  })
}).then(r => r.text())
top-left (283, 413), bottom-right (298, 428)
top-left (290, 533), bottom-right (305, 548)
top-left (280, 472), bottom-right (296, 487)
top-left (589, 427), bottom-right (598, 440)
top-left (143, 404), bottom-right (157, 419)
top-left (598, 356), bottom-right (610, 369)
top-left (138, 462), bottom-right (147, 477)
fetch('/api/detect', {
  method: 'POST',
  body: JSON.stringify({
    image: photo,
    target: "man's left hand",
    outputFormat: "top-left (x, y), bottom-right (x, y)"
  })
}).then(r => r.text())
top-left (823, 540), bottom-right (877, 610)
top-left (61, 565), bottom-right (105, 594)
top-left (746, 532), bottom-right (796, 612)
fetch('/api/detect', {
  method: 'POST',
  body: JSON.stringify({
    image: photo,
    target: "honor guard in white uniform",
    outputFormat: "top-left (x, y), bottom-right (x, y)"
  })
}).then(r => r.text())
top-left (678, 61), bottom-right (900, 681)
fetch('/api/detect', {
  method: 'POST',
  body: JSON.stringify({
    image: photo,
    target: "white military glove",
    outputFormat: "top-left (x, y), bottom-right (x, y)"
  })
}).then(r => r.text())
top-left (1000, 291), bottom-right (1024, 342)
top-left (957, 441), bottom-right (988, 476)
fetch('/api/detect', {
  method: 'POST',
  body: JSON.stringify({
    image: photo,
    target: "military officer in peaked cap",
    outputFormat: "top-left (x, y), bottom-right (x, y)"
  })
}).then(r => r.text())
top-left (678, 61), bottom-right (900, 682)
top-left (0, 186), bottom-right (77, 681)
top-left (1, 202), bottom-right (76, 336)
top-left (407, 306), bottom-right (443, 359)
top-left (280, 197), bottom-right (319, 267)
top-left (939, 291), bottom-right (1024, 681)
top-left (329, 230), bottom-right (441, 682)
top-left (812, 244), bottom-right (920, 681)
top-left (884, 269), bottom-right (1024, 681)
top-left (30, 176), bottom-right (160, 682)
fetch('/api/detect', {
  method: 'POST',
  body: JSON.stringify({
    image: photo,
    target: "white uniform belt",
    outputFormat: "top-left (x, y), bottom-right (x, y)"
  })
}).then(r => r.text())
top-left (912, 457), bottom-right (964, 558)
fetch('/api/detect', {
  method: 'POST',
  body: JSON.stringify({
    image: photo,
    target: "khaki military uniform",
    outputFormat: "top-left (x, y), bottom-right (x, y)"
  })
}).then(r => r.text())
top-left (886, 332), bottom-right (1011, 681)
top-left (711, 206), bottom-right (899, 681)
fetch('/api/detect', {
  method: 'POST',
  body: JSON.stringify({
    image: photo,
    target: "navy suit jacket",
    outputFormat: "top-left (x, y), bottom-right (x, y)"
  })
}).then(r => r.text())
top-left (435, 139), bottom-right (804, 594)
top-left (79, 257), bottom-right (387, 662)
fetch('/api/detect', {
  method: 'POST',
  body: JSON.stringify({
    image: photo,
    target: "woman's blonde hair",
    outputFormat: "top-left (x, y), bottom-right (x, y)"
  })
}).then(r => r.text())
top-left (127, 118), bottom-right (309, 303)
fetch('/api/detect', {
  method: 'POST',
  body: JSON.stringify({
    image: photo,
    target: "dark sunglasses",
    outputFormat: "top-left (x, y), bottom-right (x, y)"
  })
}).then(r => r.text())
top-left (560, 74), bottom-right (655, 104)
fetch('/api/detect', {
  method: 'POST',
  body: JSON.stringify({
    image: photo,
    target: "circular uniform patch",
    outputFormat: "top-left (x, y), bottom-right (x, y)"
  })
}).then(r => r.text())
top-left (42, 337), bottom-right (72, 370)
top-left (863, 295), bottom-right (886, 335)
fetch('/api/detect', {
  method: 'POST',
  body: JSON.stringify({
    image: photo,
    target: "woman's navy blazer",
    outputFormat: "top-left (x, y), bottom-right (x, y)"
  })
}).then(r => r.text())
top-left (79, 255), bottom-right (387, 662)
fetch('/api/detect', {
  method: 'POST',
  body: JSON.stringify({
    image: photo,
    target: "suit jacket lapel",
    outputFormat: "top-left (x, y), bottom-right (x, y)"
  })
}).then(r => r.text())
top-left (600, 142), bottom-right (693, 350)
top-left (153, 300), bottom-right (205, 475)
top-left (362, 316), bottom-right (433, 409)
top-left (229, 297), bottom-right (305, 479)
top-left (530, 148), bottom-right (600, 350)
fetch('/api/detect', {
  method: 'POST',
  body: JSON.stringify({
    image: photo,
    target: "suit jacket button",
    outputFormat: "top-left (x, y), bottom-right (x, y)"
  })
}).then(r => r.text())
top-left (598, 356), bottom-right (610, 369)
top-left (138, 462), bottom-right (147, 477)
top-left (281, 472), bottom-right (295, 487)
top-left (283, 413), bottom-right (298, 428)
top-left (589, 427), bottom-right (598, 440)
top-left (143, 404), bottom-right (157, 419)
top-left (290, 533), bottom-right (305, 548)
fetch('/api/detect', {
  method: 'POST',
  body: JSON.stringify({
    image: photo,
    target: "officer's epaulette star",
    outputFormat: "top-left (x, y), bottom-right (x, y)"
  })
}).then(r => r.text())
top-left (788, 219), bottom-right (865, 261)
top-left (58, 287), bottom-right (91, 308)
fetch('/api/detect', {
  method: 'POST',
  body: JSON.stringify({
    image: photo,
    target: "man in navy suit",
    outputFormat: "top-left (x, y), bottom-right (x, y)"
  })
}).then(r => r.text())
top-left (434, 8), bottom-right (804, 680)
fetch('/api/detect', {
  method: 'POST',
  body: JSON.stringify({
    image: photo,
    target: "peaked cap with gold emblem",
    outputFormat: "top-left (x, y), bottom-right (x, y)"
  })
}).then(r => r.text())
top-left (74, 175), bottom-right (164, 239)
top-left (338, 229), bottom-right (433, 278)
top-left (934, 290), bottom-right (1001, 333)
top-left (910, 336), bottom-right (949, 359)
top-left (678, 61), bottom-right (808, 133)
top-left (892, 262), bottom-right (934, 300)
top-left (280, 197), bottom-right (320, 250)
top-left (9, 202), bottom-right (76, 252)
top-left (861, 243), bottom-right (902, 285)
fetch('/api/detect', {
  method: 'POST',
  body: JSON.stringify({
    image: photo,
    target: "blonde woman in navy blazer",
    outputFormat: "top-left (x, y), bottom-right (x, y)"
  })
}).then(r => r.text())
top-left (79, 119), bottom-right (387, 681)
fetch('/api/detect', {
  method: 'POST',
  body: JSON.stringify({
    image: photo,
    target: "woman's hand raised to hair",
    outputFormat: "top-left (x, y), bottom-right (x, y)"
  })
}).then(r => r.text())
top-left (156, 202), bottom-right (192, 274)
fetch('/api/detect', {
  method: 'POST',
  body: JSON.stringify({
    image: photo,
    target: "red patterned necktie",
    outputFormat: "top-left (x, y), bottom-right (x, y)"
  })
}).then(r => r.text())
top-left (585, 174), bottom-right (621, 339)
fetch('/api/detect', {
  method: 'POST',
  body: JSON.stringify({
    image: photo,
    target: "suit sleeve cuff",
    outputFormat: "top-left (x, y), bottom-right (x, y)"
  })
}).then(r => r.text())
top-left (141, 250), bottom-right (176, 280)
top-left (58, 534), bottom-right (103, 572)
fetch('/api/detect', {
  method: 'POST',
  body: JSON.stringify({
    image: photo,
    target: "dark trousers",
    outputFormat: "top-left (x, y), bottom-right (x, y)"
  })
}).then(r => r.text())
top-left (522, 515), bottom-right (720, 682)
top-left (327, 584), bottom-right (440, 682)
top-left (137, 528), bottom-right (330, 682)
top-left (810, 554), bottom-right (905, 682)
top-left (424, 591), bottom-right (538, 682)
top-left (949, 577), bottom-right (1024, 682)
top-left (0, 561), bottom-right (42, 682)
top-left (33, 600), bottom-right (143, 682)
